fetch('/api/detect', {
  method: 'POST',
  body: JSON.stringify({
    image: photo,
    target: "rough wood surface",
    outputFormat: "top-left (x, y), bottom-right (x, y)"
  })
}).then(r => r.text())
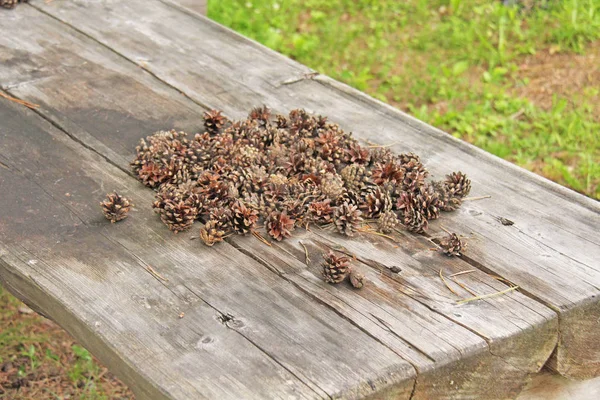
top-left (0, 1), bottom-right (597, 398)
top-left (0, 96), bottom-right (417, 399)
top-left (0, 4), bottom-right (564, 399)
top-left (166, 0), bottom-right (207, 15)
top-left (23, 0), bottom-right (600, 380)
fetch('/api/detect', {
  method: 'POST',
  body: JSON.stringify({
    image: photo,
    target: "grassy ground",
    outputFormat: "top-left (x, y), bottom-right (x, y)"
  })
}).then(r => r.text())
top-left (1, 0), bottom-right (599, 398)
top-left (211, 0), bottom-right (600, 199)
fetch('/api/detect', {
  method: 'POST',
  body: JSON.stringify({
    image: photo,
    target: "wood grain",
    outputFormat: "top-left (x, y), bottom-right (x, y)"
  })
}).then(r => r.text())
top-left (24, 0), bottom-right (599, 379)
top-left (0, 4), bottom-right (566, 399)
top-left (0, 93), bottom-right (419, 398)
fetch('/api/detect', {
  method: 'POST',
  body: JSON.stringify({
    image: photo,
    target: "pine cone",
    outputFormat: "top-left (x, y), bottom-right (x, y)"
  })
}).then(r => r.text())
top-left (333, 202), bottom-right (363, 237)
top-left (403, 206), bottom-right (428, 233)
top-left (230, 200), bottom-right (259, 235)
top-left (372, 161), bottom-right (405, 185)
top-left (344, 143), bottom-right (371, 165)
top-left (100, 192), bottom-right (132, 223)
top-left (433, 181), bottom-right (462, 212)
top-left (322, 251), bottom-right (350, 284)
top-left (378, 211), bottom-right (399, 234)
top-left (266, 211), bottom-right (295, 241)
top-left (340, 164), bottom-right (371, 193)
top-left (445, 171), bottom-right (471, 198)
top-left (248, 105), bottom-right (271, 125)
top-left (308, 199), bottom-right (334, 224)
top-left (200, 219), bottom-right (227, 247)
top-left (1, 0), bottom-right (26, 9)
top-left (320, 173), bottom-right (345, 200)
top-left (362, 187), bottom-right (392, 218)
top-left (204, 109), bottom-right (227, 134)
top-left (349, 270), bottom-right (365, 289)
top-left (439, 233), bottom-right (464, 256)
top-left (415, 186), bottom-right (441, 220)
top-left (159, 200), bottom-right (198, 233)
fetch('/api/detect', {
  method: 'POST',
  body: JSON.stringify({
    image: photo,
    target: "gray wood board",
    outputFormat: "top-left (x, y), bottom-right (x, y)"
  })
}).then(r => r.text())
top-left (0, 4), bottom-right (566, 399)
top-left (0, 95), bottom-right (419, 399)
top-left (23, 0), bottom-right (600, 379)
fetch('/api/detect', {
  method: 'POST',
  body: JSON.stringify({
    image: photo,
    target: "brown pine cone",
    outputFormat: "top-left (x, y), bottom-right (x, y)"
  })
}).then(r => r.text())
top-left (439, 233), bottom-right (464, 256)
top-left (362, 187), bottom-right (392, 218)
top-left (1, 0), bottom-right (28, 9)
top-left (340, 164), bottom-right (371, 193)
top-left (159, 200), bottom-right (198, 233)
top-left (248, 105), bottom-right (271, 125)
top-left (445, 171), bottom-right (471, 198)
top-left (266, 211), bottom-right (295, 241)
top-left (320, 173), bottom-right (345, 201)
top-left (402, 206), bottom-right (428, 233)
top-left (322, 251), bottom-right (350, 284)
top-left (377, 211), bottom-right (399, 234)
top-left (204, 109), bottom-right (227, 134)
top-left (433, 181), bottom-right (462, 212)
top-left (200, 219), bottom-right (227, 247)
top-left (230, 200), bottom-right (259, 235)
top-left (371, 161), bottom-right (404, 185)
top-left (100, 192), bottom-right (132, 223)
top-left (308, 199), bottom-right (334, 224)
top-left (333, 202), bottom-right (363, 237)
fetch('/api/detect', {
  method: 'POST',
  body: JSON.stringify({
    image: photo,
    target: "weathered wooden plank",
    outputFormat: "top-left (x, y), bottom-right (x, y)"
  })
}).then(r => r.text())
top-left (0, 95), bottom-right (418, 398)
top-left (26, 0), bottom-right (600, 379)
top-left (166, 0), bottom-right (207, 15)
top-left (0, 5), bottom-right (562, 399)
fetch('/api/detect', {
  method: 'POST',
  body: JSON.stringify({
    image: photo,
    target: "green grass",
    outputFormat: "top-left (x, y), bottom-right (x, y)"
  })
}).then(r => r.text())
top-left (209, 0), bottom-right (600, 199)
top-left (1, 286), bottom-right (131, 399)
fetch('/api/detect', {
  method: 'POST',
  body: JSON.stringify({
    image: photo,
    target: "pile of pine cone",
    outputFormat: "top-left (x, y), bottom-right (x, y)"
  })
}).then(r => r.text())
top-left (131, 107), bottom-right (471, 247)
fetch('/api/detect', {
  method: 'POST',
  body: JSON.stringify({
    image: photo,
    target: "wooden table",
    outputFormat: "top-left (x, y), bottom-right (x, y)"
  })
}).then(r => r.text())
top-left (0, 1), bottom-right (598, 399)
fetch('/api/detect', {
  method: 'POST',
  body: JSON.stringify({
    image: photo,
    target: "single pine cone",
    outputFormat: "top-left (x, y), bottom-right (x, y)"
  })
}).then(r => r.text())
top-left (433, 181), bottom-right (462, 212)
top-left (340, 164), bottom-right (371, 193)
top-left (403, 206), bottom-right (428, 233)
top-left (416, 185), bottom-right (441, 220)
top-left (266, 211), bottom-right (295, 241)
top-left (439, 233), bottom-right (464, 256)
top-left (333, 202), bottom-right (363, 237)
top-left (322, 251), bottom-right (350, 284)
top-left (445, 171), bottom-right (471, 198)
top-left (362, 187), bottom-right (392, 218)
top-left (372, 161), bottom-right (405, 185)
top-left (1, 0), bottom-right (26, 9)
top-left (378, 211), bottom-right (399, 234)
top-left (204, 109), bottom-right (227, 134)
top-left (101, 192), bottom-right (132, 223)
top-left (320, 173), bottom-right (345, 200)
top-left (159, 200), bottom-right (198, 233)
top-left (230, 200), bottom-right (259, 235)
top-left (308, 199), bottom-right (334, 224)
top-left (349, 270), bottom-right (365, 289)
top-left (248, 105), bottom-right (271, 125)
top-left (200, 219), bottom-right (227, 246)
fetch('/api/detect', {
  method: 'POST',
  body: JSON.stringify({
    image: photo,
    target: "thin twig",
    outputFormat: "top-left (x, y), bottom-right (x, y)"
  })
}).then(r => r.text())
top-left (0, 92), bottom-right (40, 109)
top-left (449, 269), bottom-right (477, 277)
top-left (365, 140), bottom-right (401, 148)
top-left (440, 226), bottom-right (452, 235)
top-left (451, 277), bottom-right (477, 296)
top-left (463, 195), bottom-right (492, 201)
top-left (357, 228), bottom-right (399, 243)
top-left (146, 265), bottom-right (168, 282)
top-left (299, 241), bottom-right (311, 265)
top-left (252, 230), bottom-right (272, 247)
top-left (456, 286), bottom-right (519, 305)
top-left (439, 269), bottom-right (459, 296)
